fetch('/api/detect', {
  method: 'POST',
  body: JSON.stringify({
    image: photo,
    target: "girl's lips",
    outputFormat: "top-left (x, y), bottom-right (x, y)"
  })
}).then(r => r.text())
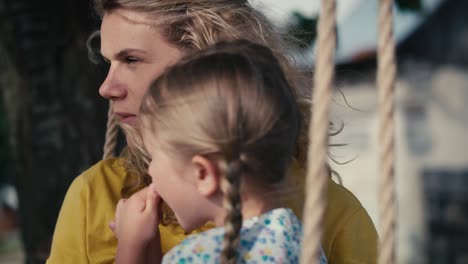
top-left (115, 113), bottom-right (137, 125)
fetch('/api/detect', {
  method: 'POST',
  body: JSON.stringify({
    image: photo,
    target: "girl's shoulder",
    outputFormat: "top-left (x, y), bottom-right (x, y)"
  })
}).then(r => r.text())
top-left (162, 225), bottom-right (223, 263)
top-left (241, 208), bottom-right (302, 262)
top-left (163, 208), bottom-right (307, 264)
top-left (241, 208), bottom-right (326, 264)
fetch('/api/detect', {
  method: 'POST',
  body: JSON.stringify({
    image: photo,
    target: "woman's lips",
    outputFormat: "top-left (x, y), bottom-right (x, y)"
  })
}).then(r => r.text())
top-left (115, 113), bottom-right (137, 125)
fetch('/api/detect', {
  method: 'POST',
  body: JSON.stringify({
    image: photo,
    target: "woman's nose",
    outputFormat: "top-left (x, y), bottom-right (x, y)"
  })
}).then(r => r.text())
top-left (99, 69), bottom-right (128, 100)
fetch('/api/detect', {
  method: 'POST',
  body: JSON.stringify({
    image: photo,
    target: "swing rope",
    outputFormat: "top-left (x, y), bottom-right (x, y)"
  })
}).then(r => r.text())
top-left (102, 101), bottom-right (118, 159)
top-left (300, 0), bottom-right (336, 262)
top-left (377, 0), bottom-right (397, 263)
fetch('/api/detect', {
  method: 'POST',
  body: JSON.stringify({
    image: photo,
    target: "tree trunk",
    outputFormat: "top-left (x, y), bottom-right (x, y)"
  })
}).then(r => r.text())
top-left (0, 1), bottom-right (107, 263)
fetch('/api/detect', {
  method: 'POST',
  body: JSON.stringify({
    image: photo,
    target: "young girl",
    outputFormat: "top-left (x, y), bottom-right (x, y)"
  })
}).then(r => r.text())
top-left (112, 40), bottom-right (328, 263)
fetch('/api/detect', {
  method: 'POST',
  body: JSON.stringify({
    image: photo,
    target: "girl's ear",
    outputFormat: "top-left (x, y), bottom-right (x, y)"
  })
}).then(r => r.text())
top-left (191, 155), bottom-right (220, 197)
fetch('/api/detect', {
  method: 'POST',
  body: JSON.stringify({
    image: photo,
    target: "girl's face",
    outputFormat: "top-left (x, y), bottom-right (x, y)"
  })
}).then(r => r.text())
top-left (143, 132), bottom-right (213, 231)
top-left (99, 9), bottom-right (183, 126)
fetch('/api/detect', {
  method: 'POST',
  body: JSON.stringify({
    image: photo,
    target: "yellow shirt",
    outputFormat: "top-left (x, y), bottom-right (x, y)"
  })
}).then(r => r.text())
top-left (47, 158), bottom-right (377, 264)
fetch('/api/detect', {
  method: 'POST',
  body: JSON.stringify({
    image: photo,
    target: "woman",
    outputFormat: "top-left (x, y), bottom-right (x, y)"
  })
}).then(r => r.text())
top-left (47, 1), bottom-right (377, 263)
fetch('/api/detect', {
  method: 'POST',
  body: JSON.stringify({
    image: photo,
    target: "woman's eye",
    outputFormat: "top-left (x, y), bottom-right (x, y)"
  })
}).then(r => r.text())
top-left (124, 56), bottom-right (139, 64)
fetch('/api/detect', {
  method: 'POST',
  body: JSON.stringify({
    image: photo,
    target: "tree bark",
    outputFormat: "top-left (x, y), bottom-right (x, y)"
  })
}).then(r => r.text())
top-left (0, 1), bottom-right (108, 263)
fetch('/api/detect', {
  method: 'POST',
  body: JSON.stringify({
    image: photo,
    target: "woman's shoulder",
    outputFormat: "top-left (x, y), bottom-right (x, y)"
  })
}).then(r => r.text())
top-left (289, 161), bottom-right (368, 218)
top-left (48, 158), bottom-right (125, 264)
top-left (75, 157), bottom-right (128, 188)
top-left (65, 157), bottom-right (128, 206)
top-left (323, 178), bottom-right (377, 261)
top-left (326, 178), bottom-right (365, 215)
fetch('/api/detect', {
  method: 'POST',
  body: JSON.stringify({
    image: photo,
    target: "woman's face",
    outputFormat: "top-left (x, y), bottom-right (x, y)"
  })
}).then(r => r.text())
top-left (99, 9), bottom-right (184, 126)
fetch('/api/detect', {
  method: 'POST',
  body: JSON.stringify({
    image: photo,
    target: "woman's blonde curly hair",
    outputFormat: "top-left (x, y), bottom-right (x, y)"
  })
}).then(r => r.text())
top-left (94, 0), bottom-right (312, 223)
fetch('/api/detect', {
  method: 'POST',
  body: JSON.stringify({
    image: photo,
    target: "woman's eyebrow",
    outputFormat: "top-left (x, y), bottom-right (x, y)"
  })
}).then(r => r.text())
top-left (101, 48), bottom-right (148, 61)
top-left (115, 49), bottom-right (148, 59)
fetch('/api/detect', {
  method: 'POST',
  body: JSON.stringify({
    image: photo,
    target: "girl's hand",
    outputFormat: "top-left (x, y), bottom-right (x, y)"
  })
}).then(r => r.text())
top-left (110, 183), bottom-right (162, 247)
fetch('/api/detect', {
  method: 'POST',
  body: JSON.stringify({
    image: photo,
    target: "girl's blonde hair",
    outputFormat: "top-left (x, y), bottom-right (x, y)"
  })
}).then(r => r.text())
top-left (138, 40), bottom-right (300, 264)
top-left (94, 0), bottom-right (310, 196)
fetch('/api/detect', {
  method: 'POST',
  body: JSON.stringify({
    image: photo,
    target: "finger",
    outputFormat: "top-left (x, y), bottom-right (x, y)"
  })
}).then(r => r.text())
top-left (109, 220), bottom-right (116, 235)
top-left (122, 193), bottom-right (146, 212)
top-left (145, 183), bottom-right (161, 213)
top-left (125, 188), bottom-right (148, 212)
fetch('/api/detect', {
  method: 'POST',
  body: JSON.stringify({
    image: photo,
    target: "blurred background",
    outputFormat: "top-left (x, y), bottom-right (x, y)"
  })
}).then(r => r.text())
top-left (0, 0), bottom-right (467, 263)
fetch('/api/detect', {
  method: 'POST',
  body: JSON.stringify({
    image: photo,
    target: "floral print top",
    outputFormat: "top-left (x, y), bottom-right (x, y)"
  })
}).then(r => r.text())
top-left (162, 208), bottom-right (328, 264)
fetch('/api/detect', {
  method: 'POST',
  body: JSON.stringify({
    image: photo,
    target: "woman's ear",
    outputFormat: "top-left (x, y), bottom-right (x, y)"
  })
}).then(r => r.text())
top-left (191, 155), bottom-right (220, 197)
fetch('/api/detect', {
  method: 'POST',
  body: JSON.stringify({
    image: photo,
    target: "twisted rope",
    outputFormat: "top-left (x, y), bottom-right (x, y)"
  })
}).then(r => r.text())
top-left (300, 0), bottom-right (336, 263)
top-left (102, 101), bottom-right (118, 159)
top-left (377, 0), bottom-right (397, 263)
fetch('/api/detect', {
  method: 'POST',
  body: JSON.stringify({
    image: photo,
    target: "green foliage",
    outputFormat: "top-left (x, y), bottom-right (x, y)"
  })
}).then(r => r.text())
top-left (284, 0), bottom-right (423, 50)
top-left (286, 11), bottom-right (318, 49)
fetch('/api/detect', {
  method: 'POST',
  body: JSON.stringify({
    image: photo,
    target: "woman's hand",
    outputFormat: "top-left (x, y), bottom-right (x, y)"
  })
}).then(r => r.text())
top-left (110, 183), bottom-right (162, 247)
